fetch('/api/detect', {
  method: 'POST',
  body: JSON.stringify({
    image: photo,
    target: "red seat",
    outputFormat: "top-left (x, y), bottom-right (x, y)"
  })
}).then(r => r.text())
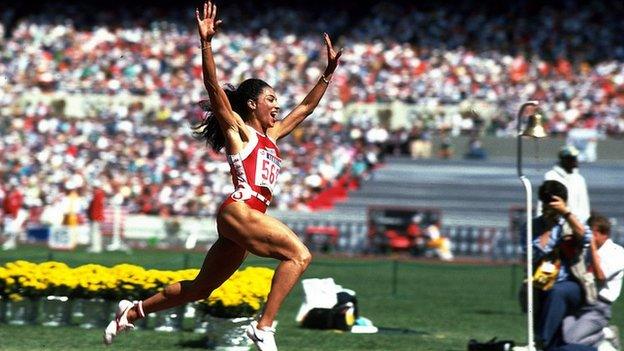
top-left (385, 229), bottom-right (412, 251)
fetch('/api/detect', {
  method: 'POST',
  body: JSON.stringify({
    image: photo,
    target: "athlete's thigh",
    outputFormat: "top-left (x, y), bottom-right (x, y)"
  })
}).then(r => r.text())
top-left (218, 203), bottom-right (306, 260)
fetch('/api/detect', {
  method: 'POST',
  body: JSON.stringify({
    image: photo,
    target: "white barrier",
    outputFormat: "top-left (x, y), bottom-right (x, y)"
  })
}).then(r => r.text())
top-left (122, 215), bottom-right (219, 244)
top-left (15, 92), bottom-right (161, 118)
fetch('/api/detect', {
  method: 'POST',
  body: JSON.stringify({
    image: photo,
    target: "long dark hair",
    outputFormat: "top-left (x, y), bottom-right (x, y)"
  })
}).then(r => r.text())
top-left (191, 78), bottom-right (271, 151)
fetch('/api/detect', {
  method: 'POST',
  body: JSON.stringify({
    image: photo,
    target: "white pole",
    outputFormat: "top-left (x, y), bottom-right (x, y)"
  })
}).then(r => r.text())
top-left (112, 204), bottom-right (121, 246)
top-left (516, 100), bottom-right (540, 351)
top-left (107, 194), bottom-right (127, 251)
top-left (520, 176), bottom-right (535, 351)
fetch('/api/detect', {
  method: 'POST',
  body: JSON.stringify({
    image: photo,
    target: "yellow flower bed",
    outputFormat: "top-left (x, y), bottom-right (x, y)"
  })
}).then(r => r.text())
top-left (0, 260), bottom-right (273, 317)
top-left (199, 267), bottom-right (275, 318)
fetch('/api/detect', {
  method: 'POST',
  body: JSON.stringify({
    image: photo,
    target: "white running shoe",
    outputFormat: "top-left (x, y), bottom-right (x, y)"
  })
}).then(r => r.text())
top-left (103, 300), bottom-right (135, 345)
top-left (597, 340), bottom-right (618, 351)
top-left (246, 320), bottom-right (277, 351)
top-left (603, 325), bottom-right (621, 351)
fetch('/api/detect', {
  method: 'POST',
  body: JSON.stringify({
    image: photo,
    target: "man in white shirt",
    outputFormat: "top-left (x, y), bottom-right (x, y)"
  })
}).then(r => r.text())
top-left (562, 214), bottom-right (624, 350)
top-left (538, 146), bottom-right (591, 223)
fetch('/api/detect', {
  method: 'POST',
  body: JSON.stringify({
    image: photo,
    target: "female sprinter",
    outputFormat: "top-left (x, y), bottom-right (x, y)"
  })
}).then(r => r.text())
top-left (104, 2), bottom-right (342, 350)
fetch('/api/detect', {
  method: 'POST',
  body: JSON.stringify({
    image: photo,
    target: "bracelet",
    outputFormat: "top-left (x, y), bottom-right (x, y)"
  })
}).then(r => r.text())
top-left (320, 74), bottom-right (331, 84)
top-left (201, 42), bottom-right (212, 50)
top-left (563, 211), bottom-right (572, 219)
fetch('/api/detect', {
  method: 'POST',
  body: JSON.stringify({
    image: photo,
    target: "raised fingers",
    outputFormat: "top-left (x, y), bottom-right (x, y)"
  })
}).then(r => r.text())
top-left (323, 32), bottom-right (343, 61)
top-left (211, 3), bottom-right (217, 20)
top-left (323, 32), bottom-right (333, 50)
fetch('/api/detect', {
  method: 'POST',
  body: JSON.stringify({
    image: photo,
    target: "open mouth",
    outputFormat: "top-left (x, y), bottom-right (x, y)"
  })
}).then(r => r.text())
top-left (270, 111), bottom-right (279, 122)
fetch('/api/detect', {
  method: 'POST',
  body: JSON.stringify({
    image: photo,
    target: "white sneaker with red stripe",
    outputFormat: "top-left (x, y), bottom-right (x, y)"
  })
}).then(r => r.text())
top-left (103, 300), bottom-right (135, 345)
top-left (246, 320), bottom-right (277, 351)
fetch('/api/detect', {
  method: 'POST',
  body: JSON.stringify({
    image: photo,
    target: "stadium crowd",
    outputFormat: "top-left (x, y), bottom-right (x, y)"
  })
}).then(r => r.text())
top-left (1, 1), bottom-right (623, 217)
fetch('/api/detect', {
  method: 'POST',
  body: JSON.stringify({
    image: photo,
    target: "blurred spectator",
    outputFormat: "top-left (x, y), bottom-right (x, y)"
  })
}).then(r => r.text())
top-left (60, 179), bottom-right (87, 248)
top-left (408, 126), bottom-right (432, 159)
top-left (537, 146), bottom-right (591, 223)
top-left (87, 181), bottom-right (106, 253)
top-left (1, 181), bottom-right (25, 250)
top-left (463, 136), bottom-right (487, 160)
top-left (437, 129), bottom-right (453, 159)
top-left (423, 222), bottom-right (454, 261)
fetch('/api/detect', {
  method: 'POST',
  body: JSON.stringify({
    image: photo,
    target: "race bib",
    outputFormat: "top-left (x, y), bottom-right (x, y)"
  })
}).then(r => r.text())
top-left (255, 148), bottom-right (282, 192)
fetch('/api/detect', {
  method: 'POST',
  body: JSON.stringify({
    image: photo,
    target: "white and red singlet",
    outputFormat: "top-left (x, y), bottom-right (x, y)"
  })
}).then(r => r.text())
top-left (220, 126), bottom-right (282, 213)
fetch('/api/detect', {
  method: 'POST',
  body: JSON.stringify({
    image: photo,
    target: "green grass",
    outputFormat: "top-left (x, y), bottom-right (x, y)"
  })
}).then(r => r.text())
top-left (0, 246), bottom-right (622, 350)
